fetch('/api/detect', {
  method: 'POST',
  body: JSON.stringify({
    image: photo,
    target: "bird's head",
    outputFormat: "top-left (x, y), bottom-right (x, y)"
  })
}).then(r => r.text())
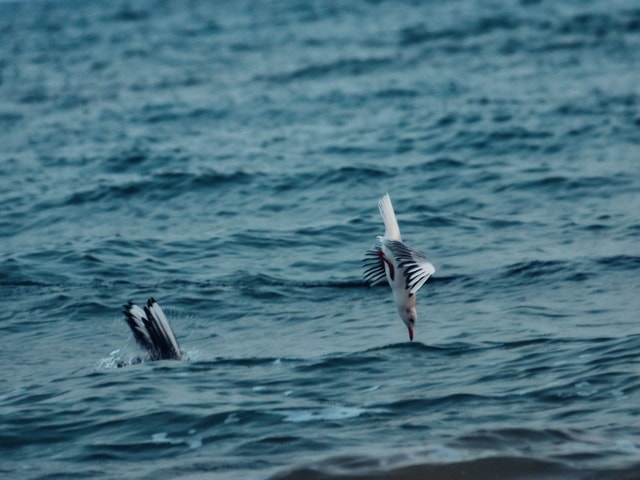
top-left (400, 305), bottom-right (417, 341)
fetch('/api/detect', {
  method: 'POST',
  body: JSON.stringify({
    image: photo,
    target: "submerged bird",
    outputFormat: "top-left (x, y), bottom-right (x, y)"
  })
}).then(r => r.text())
top-left (363, 193), bottom-right (435, 341)
top-left (123, 298), bottom-right (182, 360)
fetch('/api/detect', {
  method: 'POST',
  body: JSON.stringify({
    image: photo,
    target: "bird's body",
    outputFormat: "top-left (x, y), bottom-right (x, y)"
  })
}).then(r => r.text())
top-left (363, 194), bottom-right (435, 340)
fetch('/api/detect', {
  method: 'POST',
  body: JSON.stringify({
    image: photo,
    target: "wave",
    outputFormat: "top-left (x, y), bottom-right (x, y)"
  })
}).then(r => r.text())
top-left (554, 10), bottom-right (640, 37)
top-left (28, 163), bottom-right (400, 215)
top-left (139, 105), bottom-right (226, 124)
top-left (259, 56), bottom-right (395, 83)
top-left (108, 4), bottom-right (150, 23)
top-left (399, 8), bottom-right (640, 57)
top-left (364, 340), bottom-right (480, 355)
top-left (494, 174), bottom-right (631, 195)
top-left (0, 253), bottom-right (601, 293)
top-left (492, 254), bottom-right (640, 289)
top-left (276, 405), bottom-right (388, 424)
top-left (54, 170), bottom-right (254, 207)
top-left (595, 255), bottom-right (640, 270)
top-left (496, 258), bottom-right (590, 287)
top-left (272, 165), bottom-right (389, 192)
top-left (270, 454), bottom-right (636, 480)
top-left (404, 157), bottom-right (465, 172)
top-left (399, 15), bottom-right (521, 47)
top-left (503, 259), bottom-right (567, 279)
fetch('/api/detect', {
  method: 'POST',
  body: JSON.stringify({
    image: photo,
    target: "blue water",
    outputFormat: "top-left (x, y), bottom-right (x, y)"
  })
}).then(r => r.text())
top-left (1, 0), bottom-right (640, 478)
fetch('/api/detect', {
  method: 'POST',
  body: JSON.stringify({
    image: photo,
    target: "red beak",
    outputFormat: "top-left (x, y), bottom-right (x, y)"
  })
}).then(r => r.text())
top-left (408, 327), bottom-right (414, 341)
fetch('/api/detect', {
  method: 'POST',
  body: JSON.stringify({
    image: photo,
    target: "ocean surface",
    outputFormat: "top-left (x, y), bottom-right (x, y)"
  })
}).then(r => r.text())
top-left (1, 0), bottom-right (639, 478)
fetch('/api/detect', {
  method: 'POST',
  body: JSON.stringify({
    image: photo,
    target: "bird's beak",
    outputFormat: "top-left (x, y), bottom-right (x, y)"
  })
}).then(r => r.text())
top-left (408, 327), bottom-right (414, 341)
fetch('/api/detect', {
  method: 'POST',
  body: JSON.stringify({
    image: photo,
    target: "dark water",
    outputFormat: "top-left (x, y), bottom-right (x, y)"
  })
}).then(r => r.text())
top-left (1, 0), bottom-right (640, 478)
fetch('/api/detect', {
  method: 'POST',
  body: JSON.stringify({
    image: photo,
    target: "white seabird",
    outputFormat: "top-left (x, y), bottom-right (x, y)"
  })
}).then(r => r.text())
top-left (363, 193), bottom-right (435, 341)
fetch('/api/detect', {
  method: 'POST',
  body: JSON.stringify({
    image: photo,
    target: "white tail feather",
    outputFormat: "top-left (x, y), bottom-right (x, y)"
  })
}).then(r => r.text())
top-left (378, 193), bottom-right (401, 240)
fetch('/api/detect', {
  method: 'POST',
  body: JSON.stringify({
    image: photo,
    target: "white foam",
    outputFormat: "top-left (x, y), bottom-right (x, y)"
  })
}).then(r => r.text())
top-left (279, 405), bottom-right (388, 423)
top-left (152, 432), bottom-right (170, 443)
top-left (151, 432), bottom-right (202, 449)
top-left (614, 439), bottom-right (639, 454)
top-left (575, 381), bottom-right (597, 397)
top-left (611, 390), bottom-right (626, 399)
top-left (188, 438), bottom-right (203, 450)
top-left (224, 413), bottom-right (239, 424)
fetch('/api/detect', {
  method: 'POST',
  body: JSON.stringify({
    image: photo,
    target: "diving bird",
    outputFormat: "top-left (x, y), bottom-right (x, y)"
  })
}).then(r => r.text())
top-left (123, 298), bottom-right (182, 360)
top-left (363, 193), bottom-right (435, 341)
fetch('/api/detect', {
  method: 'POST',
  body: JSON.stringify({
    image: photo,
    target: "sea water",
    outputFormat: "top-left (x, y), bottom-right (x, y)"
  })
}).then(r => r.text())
top-left (1, 1), bottom-right (639, 478)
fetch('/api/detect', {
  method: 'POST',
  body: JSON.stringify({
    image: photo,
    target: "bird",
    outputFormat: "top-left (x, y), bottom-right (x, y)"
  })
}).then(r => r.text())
top-left (363, 193), bottom-right (435, 341)
top-left (123, 298), bottom-right (182, 360)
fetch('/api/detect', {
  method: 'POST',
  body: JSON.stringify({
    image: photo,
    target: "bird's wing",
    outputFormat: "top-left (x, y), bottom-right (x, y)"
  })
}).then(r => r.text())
top-left (387, 240), bottom-right (435, 295)
top-left (123, 302), bottom-right (156, 352)
top-left (123, 298), bottom-right (182, 360)
top-left (362, 248), bottom-right (388, 286)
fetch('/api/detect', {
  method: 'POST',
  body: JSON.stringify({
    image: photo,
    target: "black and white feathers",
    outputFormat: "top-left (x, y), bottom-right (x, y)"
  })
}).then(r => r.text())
top-left (364, 239), bottom-right (434, 296)
top-left (123, 298), bottom-right (182, 361)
